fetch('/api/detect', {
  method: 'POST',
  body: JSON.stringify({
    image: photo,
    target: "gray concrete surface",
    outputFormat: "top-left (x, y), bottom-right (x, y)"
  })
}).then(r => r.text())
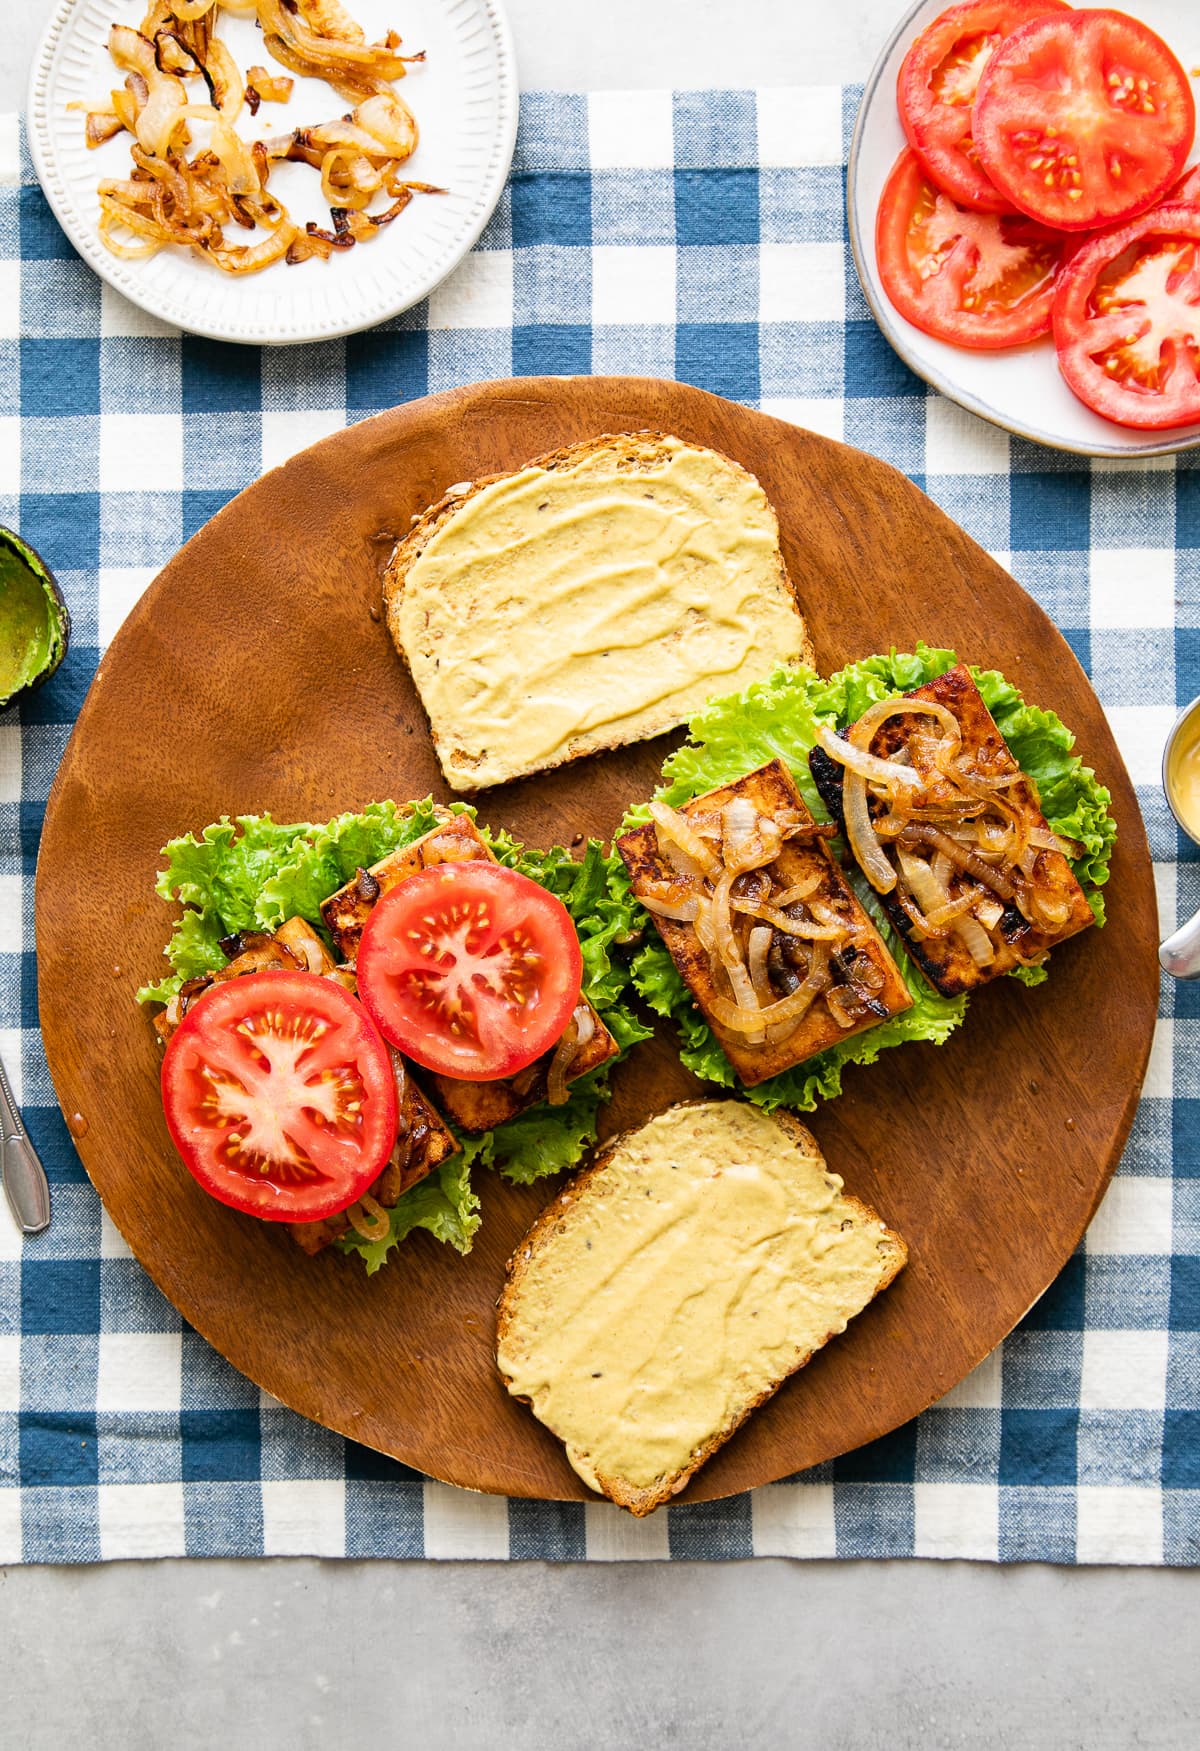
top-left (3, 1556), bottom-right (1199, 1749)
top-left (4, 3), bottom-right (1198, 1747)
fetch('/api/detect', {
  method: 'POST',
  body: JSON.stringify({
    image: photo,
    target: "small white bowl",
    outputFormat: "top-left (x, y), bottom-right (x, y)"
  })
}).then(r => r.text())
top-left (27, 0), bottom-right (518, 346)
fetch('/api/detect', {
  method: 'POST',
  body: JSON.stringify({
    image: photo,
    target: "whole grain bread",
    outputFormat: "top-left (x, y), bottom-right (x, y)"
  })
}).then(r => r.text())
top-left (495, 1101), bottom-right (907, 1515)
top-left (383, 432), bottom-right (816, 793)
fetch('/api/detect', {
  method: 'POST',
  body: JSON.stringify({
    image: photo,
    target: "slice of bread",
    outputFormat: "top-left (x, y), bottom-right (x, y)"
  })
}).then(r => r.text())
top-left (495, 1101), bottom-right (907, 1515)
top-left (383, 432), bottom-right (815, 793)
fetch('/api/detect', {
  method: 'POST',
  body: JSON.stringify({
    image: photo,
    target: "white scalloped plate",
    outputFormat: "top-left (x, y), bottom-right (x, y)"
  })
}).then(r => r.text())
top-left (848, 0), bottom-right (1200, 457)
top-left (27, 0), bottom-right (518, 346)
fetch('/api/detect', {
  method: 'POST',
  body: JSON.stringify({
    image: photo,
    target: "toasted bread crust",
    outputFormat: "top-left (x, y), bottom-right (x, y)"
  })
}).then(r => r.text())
top-left (496, 1103), bottom-right (908, 1515)
top-left (383, 432), bottom-right (816, 793)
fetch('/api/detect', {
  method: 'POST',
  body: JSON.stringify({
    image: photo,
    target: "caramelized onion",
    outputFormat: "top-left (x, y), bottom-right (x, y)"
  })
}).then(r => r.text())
top-left (952, 760), bottom-right (1022, 791)
top-left (815, 722), bottom-right (923, 792)
top-left (953, 913), bottom-right (995, 967)
top-left (747, 926), bottom-right (774, 1010)
top-left (847, 696), bottom-right (962, 754)
top-left (895, 844), bottom-right (952, 936)
top-left (638, 892), bottom-right (700, 923)
top-left (1029, 826), bottom-right (1080, 860)
top-left (709, 977), bottom-right (827, 1035)
top-left (546, 1018), bottom-right (578, 1106)
top-left (649, 801), bottom-right (721, 879)
top-left (897, 825), bottom-right (1016, 902)
top-left (843, 772), bottom-right (896, 894)
top-left (546, 1006), bottom-right (593, 1106)
top-left (347, 1193), bottom-right (390, 1242)
top-left (93, 3), bottom-right (432, 278)
top-left (773, 875), bottom-right (822, 906)
top-left (729, 898), bottom-right (847, 937)
top-left (924, 887), bottom-right (988, 929)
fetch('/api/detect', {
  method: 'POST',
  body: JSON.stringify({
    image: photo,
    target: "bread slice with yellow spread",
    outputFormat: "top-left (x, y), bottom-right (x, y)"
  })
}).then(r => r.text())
top-left (383, 432), bottom-right (815, 793)
top-left (495, 1101), bottom-right (907, 1516)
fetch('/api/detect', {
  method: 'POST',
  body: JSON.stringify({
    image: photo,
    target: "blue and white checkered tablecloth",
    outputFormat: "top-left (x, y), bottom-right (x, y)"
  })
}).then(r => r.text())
top-left (1, 90), bottom-right (1197, 1564)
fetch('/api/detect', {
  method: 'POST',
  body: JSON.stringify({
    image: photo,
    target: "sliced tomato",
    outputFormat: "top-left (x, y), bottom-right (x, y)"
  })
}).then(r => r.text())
top-left (1052, 202), bottom-right (1200, 430)
top-left (161, 970), bottom-right (397, 1222)
top-left (1171, 163), bottom-right (1200, 205)
top-left (355, 861), bottom-right (584, 1082)
top-left (876, 148), bottom-right (1070, 347)
top-left (973, 11), bottom-right (1196, 231)
top-left (898, 0), bottom-right (1073, 213)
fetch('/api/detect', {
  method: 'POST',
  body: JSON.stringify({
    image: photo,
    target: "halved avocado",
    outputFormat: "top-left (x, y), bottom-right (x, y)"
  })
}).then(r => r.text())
top-left (0, 526), bottom-right (69, 711)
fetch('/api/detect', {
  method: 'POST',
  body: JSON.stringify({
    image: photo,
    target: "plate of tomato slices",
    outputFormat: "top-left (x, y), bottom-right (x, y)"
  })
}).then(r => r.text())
top-left (848, 0), bottom-right (1200, 454)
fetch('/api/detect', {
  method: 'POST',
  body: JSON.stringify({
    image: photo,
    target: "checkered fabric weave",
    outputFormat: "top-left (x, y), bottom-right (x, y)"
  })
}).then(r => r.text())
top-left (1, 91), bottom-right (1196, 1564)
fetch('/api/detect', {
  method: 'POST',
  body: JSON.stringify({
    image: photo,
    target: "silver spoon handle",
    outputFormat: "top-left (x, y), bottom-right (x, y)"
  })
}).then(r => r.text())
top-left (1160, 907), bottom-right (1200, 979)
top-left (2, 1133), bottom-right (51, 1234)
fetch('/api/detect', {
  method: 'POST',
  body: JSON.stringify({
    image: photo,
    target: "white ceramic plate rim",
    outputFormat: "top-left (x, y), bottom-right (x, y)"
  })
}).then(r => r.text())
top-left (26, 0), bottom-right (519, 347)
top-left (847, 0), bottom-right (1200, 459)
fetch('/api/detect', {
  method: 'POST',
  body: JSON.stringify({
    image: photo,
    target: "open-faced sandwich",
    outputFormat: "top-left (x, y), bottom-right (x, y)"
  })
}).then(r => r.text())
top-left (616, 758), bottom-right (913, 1087)
top-left (808, 663), bottom-right (1096, 995)
top-left (614, 644), bottom-right (1117, 1111)
top-left (139, 799), bottom-right (650, 1271)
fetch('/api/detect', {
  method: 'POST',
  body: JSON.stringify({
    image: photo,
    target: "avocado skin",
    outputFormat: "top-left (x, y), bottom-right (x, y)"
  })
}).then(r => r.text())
top-left (0, 524), bottom-right (70, 711)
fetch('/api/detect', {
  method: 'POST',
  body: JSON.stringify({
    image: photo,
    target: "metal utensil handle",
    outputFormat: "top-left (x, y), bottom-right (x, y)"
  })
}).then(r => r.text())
top-left (1160, 907), bottom-right (1200, 979)
top-left (2, 1132), bottom-right (51, 1234)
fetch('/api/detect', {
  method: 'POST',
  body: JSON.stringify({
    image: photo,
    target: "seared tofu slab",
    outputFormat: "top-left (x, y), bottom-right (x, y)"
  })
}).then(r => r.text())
top-left (808, 665), bottom-right (1094, 998)
top-left (320, 809), bottom-right (619, 1132)
top-left (151, 919), bottom-right (344, 1046)
top-left (617, 760), bottom-right (912, 1088)
top-left (429, 1008), bottom-right (618, 1134)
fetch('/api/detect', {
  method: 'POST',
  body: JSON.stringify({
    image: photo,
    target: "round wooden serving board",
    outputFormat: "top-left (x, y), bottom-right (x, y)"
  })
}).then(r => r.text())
top-left (36, 377), bottom-right (1158, 1505)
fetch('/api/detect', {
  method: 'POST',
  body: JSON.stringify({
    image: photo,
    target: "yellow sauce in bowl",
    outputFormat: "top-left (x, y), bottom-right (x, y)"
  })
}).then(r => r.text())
top-left (1166, 703), bottom-right (1200, 843)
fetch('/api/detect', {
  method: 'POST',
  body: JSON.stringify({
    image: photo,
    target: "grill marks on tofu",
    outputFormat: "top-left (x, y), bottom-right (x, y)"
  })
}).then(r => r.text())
top-left (320, 810), bottom-right (619, 1132)
top-left (807, 665), bottom-right (1095, 998)
top-left (617, 760), bottom-right (912, 1088)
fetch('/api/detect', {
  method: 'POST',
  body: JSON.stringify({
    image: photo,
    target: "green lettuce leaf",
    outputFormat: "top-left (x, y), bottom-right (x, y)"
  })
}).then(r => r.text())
top-left (625, 644), bottom-right (1116, 1112)
top-left (340, 1154), bottom-right (481, 1276)
top-left (137, 801), bottom-right (447, 1005)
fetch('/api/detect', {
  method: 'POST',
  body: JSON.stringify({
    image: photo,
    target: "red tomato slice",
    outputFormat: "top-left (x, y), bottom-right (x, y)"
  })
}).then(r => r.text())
top-left (1052, 202), bottom-right (1200, 430)
top-left (161, 970), bottom-right (397, 1222)
top-left (876, 148), bottom-right (1070, 347)
top-left (898, 0), bottom-right (1073, 213)
top-left (973, 10), bottom-right (1196, 232)
top-left (355, 861), bottom-right (584, 1082)
top-left (1172, 164), bottom-right (1200, 205)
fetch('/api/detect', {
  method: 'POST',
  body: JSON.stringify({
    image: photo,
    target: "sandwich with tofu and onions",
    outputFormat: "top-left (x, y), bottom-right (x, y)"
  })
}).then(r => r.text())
top-left (617, 759), bottom-right (913, 1087)
top-left (614, 645), bottom-right (1116, 1113)
top-left (808, 664), bottom-right (1096, 995)
top-left (140, 800), bottom-right (650, 1271)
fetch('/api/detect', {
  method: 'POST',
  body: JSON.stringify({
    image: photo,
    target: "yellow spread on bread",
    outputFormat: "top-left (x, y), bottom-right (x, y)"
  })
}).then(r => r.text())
top-left (394, 437), bottom-right (809, 792)
top-left (496, 1103), bottom-right (901, 1495)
